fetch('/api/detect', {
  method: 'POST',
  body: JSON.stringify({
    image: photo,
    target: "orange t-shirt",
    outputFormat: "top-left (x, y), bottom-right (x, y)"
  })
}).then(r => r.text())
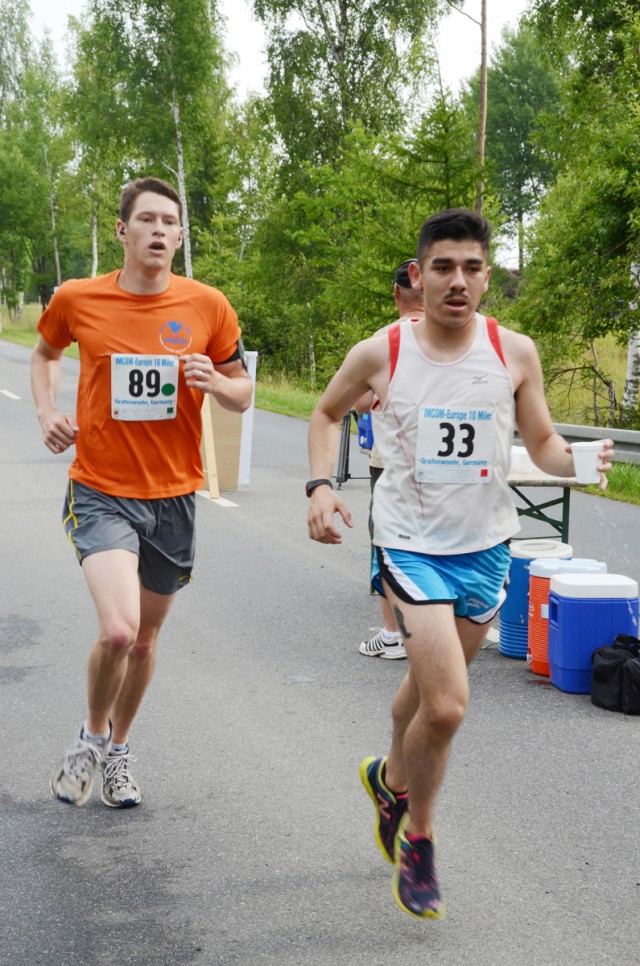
top-left (38, 271), bottom-right (242, 499)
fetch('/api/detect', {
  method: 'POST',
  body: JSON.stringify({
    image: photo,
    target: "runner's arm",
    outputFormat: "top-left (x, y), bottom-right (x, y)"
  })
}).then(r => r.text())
top-left (308, 342), bottom-right (381, 544)
top-left (31, 337), bottom-right (79, 454)
top-left (512, 335), bottom-right (613, 489)
top-left (183, 353), bottom-right (253, 412)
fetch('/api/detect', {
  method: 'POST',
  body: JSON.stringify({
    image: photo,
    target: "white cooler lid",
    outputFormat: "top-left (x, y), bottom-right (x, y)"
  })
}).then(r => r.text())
top-left (550, 573), bottom-right (638, 599)
top-left (529, 557), bottom-right (607, 578)
top-left (510, 539), bottom-right (572, 560)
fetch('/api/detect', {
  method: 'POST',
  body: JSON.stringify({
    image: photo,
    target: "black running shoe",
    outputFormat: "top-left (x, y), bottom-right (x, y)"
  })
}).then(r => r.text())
top-left (393, 821), bottom-right (445, 919)
top-left (359, 756), bottom-right (408, 864)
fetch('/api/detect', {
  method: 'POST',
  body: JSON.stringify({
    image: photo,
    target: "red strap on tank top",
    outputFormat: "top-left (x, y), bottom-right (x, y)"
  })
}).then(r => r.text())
top-left (388, 322), bottom-right (401, 381)
top-left (389, 316), bottom-right (506, 376)
top-left (486, 316), bottom-right (507, 367)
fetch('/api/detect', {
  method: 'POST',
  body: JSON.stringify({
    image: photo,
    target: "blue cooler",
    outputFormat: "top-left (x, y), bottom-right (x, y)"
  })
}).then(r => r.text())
top-left (357, 413), bottom-right (374, 452)
top-left (499, 539), bottom-right (572, 659)
top-left (548, 574), bottom-right (639, 694)
top-left (528, 557), bottom-right (607, 676)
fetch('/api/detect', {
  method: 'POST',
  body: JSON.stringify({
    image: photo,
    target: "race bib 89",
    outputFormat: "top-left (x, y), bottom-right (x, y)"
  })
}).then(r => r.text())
top-left (111, 354), bottom-right (179, 421)
top-left (415, 404), bottom-right (496, 484)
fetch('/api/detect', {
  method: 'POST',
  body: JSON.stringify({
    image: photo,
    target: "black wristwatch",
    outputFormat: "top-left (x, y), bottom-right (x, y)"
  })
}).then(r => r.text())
top-left (305, 478), bottom-right (334, 498)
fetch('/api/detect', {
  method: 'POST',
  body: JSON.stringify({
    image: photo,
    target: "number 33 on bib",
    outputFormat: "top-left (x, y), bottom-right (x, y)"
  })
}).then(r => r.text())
top-left (415, 404), bottom-right (496, 484)
top-left (111, 354), bottom-right (179, 421)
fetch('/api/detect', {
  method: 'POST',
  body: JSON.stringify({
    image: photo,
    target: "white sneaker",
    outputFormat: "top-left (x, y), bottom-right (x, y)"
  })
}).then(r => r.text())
top-left (101, 750), bottom-right (142, 808)
top-left (50, 727), bottom-right (111, 806)
top-left (359, 628), bottom-right (407, 660)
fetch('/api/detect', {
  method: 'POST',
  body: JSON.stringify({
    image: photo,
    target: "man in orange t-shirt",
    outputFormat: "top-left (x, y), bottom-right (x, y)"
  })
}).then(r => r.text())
top-left (31, 176), bottom-right (253, 809)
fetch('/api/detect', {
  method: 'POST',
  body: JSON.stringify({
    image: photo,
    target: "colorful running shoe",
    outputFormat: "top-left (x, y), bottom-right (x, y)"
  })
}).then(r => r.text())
top-left (359, 756), bottom-right (408, 864)
top-left (101, 749), bottom-right (142, 808)
top-left (50, 726), bottom-right (111, 806)
top-left (393, 820), bottom-right (445, 919)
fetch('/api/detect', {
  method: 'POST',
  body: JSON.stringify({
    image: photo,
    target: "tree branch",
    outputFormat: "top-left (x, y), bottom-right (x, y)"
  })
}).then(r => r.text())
top-left (443, 0), bottom-right (481, 28)
top-left (161, 160), bottom-right (178, 179)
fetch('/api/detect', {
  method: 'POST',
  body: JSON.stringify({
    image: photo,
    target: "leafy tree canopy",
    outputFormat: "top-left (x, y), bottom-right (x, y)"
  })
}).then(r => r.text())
top-left (250, 0), bottom-right (448, 177)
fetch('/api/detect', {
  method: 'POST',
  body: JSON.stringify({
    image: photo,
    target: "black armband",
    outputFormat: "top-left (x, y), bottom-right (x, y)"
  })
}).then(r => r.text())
top-left (217, 338), bottom-right (248, 371)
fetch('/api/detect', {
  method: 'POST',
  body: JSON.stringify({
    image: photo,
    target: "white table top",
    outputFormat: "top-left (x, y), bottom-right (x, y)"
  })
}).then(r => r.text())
top-left (508, 469), bottom-right (582, 488)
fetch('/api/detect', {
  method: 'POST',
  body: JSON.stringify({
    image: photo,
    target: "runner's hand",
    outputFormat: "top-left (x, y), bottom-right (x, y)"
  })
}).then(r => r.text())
top-left (40, 412), bottom-right (79, 454)
top-left (565, 438), bottom-right (614, 491)
top-left (308, 487), bottom-right (353, 544)
top-left (596, 438), bottom-right (614, 491)
top-left (183, 353), bottom-right (216, 393)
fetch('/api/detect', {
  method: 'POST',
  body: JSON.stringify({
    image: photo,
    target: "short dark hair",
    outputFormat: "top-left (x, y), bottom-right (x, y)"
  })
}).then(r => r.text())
top-left (417, 208), bottom-right (492, 263)
top-left (394, 259), bottom-right (417, 289)
top-left (119, 177), bottom-right (182, 223)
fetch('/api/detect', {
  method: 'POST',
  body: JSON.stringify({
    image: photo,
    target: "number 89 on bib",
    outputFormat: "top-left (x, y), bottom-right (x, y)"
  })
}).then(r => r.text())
top-left (111, 354), bottom-right (179, 421)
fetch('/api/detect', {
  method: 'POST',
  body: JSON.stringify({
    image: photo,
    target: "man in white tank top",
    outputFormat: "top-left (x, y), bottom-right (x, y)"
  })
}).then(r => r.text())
top-left (358, 259), bottom-right (424, 661)
top-left (307, 208), bottom-right (614, 919)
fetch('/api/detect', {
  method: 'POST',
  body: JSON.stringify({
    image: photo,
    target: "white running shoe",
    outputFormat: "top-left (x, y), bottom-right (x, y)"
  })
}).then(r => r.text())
top-left (359, 628), bottom-right (407, 660)
top-left (101, 750), bottom-right (142, 808)
top-left (50, 727), bottom-right (111, 806)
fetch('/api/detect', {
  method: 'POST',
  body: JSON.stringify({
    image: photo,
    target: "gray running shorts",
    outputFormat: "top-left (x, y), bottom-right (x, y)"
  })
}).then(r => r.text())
top-left (62, 479), bottom-right (196, 596)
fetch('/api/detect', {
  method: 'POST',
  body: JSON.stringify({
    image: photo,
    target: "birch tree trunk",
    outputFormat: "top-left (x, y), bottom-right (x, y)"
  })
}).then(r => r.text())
top-left (170, 93), bottom-right (193, 279)
top-left (91, 200), bottom-right (99, 278)
top-left (43, 144), bottom-right (62, 288)
top-left (518, 212), bottom-right (524, 273)
top-left (621, 328), bottom-right (640, 416)
top-left (621, 263), bottom-right (640, 417)
top-left (475, 0), bottom-right (488, 214)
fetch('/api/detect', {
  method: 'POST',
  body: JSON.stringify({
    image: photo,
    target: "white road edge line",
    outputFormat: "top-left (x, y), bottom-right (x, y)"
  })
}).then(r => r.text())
top-left (1, 389), bottom-right (21, 399)
top-left (196, 489), bottom-right (238, 508)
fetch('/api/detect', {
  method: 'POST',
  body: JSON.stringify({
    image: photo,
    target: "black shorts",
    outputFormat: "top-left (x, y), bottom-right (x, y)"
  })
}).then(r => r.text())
top-left (62, 480), bottom-right (196, 595)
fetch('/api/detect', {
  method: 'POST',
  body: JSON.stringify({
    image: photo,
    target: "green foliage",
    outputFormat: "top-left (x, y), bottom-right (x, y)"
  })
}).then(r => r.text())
top-left (62, 0), bottom-right (232, 280)
top-left (220, 87), bottom-right (480, 386)
top-left (0, 0), bottom-right (31, 119)
top-left (527, 0), bottom-right (638, 85)
top-left (512, 5), bottom-right (640, 426)
top-left (0, 14), bottom-right (74, 306)
top-left (64, 5), bottom-right (134, 277)
top-left (250, 0), bottom-right (446, 180)
top-left (463, 24), bottom-right (564, 268)
top-left (6, 0), bottom-right (639, 431)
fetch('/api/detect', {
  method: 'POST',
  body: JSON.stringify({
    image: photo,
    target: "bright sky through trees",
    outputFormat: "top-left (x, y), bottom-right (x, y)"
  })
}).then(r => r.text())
top-left (30, 0), bottom-right (528, 97)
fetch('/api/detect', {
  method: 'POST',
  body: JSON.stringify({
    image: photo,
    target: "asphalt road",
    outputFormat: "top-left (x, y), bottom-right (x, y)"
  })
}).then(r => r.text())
top-left (1, 340), bottom-right (639, 966)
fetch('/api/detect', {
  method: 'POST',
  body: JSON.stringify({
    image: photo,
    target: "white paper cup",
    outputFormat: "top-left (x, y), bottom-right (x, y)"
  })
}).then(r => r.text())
top-left (571, 440), bottom-right (604, 484)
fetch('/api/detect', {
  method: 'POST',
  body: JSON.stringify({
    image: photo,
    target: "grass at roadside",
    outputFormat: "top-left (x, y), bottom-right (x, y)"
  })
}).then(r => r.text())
top-left (0, 304), bottom-right (80, 359)
top-left (1, 303), bottom-right (40, 347)
top-left (0, 322), bottom-right (38, 349)
top-left (3, 306), bottom-right (639, 506)
top-left (600, 461), bottom-right (640, 506)
top-left (254, 373), bottom-right (319, 421)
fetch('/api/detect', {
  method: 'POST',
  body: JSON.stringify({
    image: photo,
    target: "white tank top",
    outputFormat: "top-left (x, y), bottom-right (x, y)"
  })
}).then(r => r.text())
top-left (371, 314), bottom-right (520, 554)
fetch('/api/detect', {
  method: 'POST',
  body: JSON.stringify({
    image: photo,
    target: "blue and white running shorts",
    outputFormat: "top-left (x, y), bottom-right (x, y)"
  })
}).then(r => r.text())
top-left (371, 542), bottom-right (510, 624)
